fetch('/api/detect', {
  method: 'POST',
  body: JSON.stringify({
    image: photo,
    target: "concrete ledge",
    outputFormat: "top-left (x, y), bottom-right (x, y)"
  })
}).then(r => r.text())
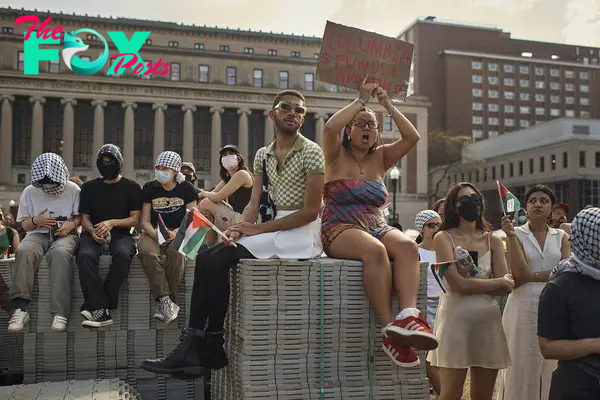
top-left (0, 379), bottom-right (141, 400)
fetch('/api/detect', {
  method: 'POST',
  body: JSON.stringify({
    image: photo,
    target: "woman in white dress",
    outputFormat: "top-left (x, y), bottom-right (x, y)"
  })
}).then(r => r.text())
top-left (495, 185), bottom-right (571, 400)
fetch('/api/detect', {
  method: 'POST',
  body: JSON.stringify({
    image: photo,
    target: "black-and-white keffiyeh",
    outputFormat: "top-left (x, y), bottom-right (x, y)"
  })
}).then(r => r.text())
top-left (31, 153), bottom-right (69, 196)
top-left (415, 210), bottom-right (440, 233)
top-left (550, 207), bottom-right (600, 281)
top-left (155, 151), bottom-right (185, 183)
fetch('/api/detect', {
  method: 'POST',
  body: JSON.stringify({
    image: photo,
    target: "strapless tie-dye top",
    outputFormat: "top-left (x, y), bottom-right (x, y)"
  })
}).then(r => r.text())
top-left (320, 179), bottom-right (394, 254)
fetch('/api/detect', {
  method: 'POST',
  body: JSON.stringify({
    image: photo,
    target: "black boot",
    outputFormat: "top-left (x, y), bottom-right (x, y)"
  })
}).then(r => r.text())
top-left (203, 331), bottom-right (228, 371)
top-left (140, 328), bottom-right (206, 378)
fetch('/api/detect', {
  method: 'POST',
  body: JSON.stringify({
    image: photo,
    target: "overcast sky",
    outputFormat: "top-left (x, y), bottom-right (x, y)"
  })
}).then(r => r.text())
top-left (5, 0), bottom-right (600, 47)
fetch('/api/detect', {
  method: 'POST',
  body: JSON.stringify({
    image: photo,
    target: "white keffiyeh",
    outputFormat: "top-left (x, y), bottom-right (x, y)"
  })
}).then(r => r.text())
top-left (415, 210), bottom-right (440, 233)
top-left (30, 153), bottom-right (69, 196)
top-left (155, 151), bottom-right (185, 183)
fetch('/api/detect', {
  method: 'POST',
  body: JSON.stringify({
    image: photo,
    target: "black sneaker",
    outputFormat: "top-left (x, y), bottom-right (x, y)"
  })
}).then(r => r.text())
top-left (81, 309), bottom-right (113, 328)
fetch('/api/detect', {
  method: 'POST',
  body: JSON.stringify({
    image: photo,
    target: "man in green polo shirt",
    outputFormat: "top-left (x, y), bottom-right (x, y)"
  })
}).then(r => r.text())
top-left (141, 89), bottom-right (325, 378)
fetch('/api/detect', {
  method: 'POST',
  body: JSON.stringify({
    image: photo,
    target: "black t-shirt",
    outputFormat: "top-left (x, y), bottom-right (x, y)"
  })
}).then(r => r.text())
top-left (538, 272), bottom-right (600, 382)
top-left (142, 180), bottom-right (198, 229)
top-left (79, 177), bottom-right (142, 237)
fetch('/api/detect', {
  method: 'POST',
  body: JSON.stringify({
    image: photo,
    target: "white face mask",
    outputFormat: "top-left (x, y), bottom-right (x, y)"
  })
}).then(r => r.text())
top-left (222, 155), bottom-right (239, 170)
top-left (155, 169), bottom-right (174, 184)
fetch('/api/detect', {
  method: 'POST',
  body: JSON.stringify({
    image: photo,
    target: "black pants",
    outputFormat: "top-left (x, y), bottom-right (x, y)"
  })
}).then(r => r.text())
top-left (549, 364), bottom-right (600, 400)
top-left (189, 242), bottom-right (254, 332)
top-left (77, 232), bottom-right (136, 310)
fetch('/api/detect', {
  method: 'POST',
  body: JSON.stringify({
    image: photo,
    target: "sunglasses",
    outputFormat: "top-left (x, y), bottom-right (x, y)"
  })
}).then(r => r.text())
top-left (426, 222), bottom-right (441, 229)
top-left (353, 119), bottom-right (378, 129)
top-left (275, 101), bottom-right (307, 116)
top-left (458, 193), bottom-right (483, 204)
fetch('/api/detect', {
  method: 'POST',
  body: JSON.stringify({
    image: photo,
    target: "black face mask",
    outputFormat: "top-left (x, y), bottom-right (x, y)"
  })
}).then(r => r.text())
top-left (98, 161), bottom-right (119, 180)
top-left (184, 174), bottom-right (195, 183)
top-left (458, 200), bottom-right (482, 222)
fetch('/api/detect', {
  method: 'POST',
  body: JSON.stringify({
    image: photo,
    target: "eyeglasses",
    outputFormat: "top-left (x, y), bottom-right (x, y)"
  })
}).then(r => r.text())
top-left (353, 119), bottom-right (378, 129)
top-left (458, 193), bottom-right (483, 204)
top-left (275, 101), bottom-right (307, 116)
top-left (426, 222), bottom-right (441, 229)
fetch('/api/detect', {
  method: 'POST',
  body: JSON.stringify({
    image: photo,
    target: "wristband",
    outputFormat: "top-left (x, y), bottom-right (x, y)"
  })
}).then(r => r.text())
top-left (31, 216), bottom-right (36, 226)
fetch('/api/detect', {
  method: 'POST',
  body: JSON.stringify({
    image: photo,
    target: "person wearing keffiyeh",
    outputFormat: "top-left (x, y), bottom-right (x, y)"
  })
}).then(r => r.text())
top-left (538, 207), bottom-right (600, 400)
top-left (8, 153), bottom-right (81, 334)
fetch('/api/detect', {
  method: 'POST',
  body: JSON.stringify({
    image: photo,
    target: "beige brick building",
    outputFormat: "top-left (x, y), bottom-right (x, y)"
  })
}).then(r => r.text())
top-left (0, 8), bottom-right (429, 229)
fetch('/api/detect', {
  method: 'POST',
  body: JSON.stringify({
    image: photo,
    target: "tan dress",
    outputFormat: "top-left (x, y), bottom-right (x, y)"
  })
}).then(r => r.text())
top-left (428, 232), bottom-right (511, 369)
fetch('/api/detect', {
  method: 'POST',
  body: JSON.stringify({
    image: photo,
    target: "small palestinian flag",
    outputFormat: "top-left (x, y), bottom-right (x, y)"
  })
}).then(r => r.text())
top-left (172, 208), bottom-right (212, 260)
top-left (430, 261), bottom-right (455, 293)
top-left (497, 181), bottom-right (521, 214)
top-left (156, 214), bottom-right (170, 245)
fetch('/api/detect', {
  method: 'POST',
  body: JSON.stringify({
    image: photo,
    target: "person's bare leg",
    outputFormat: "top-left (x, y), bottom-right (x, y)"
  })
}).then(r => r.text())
top-left (427, 362), bottom-right (441, 395)
top-left (381, 230), bottom-right (420, 310)
top-left (439, 367), bottom-right (467, 400)
top-left (198, 198), bottom-right (218, 245)
top-left (327, 228), bottom-right (394, 326)
top-left (470, 367), bottom-right (498, 400)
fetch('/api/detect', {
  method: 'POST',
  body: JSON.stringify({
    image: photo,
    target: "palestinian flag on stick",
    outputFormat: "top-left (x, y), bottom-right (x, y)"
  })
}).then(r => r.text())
top-left (496, 180), bottom-right (521, 215)
top-left (172, 209), bottom-right (212, 260)
top-left (430, 261), bottom-right (455, 293)
top-left (156, 214), bottom-right (170, 245)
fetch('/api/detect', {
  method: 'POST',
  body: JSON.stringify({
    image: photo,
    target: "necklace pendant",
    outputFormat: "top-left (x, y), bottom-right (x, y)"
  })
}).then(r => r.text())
top-left (359, 168), bottom-right (364, 175)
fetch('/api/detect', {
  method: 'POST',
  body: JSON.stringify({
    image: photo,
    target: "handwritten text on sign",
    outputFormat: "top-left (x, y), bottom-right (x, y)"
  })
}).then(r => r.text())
top-left (316, 21), bottom-right (414, 98)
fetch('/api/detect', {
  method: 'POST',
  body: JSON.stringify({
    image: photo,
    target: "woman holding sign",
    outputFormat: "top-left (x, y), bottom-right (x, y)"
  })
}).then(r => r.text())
top-left (320, 76), bottom-right (438, 368)
top-left (495, 185), bottom-right (570, 400)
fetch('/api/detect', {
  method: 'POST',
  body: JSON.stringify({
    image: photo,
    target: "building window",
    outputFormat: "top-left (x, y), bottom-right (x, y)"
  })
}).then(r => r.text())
top-left (314, 53), bottom-right (319, 59)
top-left (520, 79), bottom-right (530, 87)
top-left (472, 129), bottom-right (483, 139)
top-left (194, 43), bottom-right (204, 50)
top-left (198, 65), bottom-right (209, 83)
top-left (581, 97), bottom-right (589, 106)
top-left (252, 69), bottom-right (263, 87)
top-left (504, 105), bottom-right (514, 113)
top-left (535, 67), bottom-right (545, 76)
top-left (279, 71), bottom-right (289, 89)
top-left (550, 82), bottom-right (560, 90)
top-left (488, 63), bottom-right (498, 71)
top-left (304, 73), bottom-right (314, 90)
top-left (504, 78), bottom-right (514, 86)
top-left (566, 97), bottom-right (575, 104)
top-left (48, 59), bottom-right (60, 73)
top-left (520, 93), bottom-right (530, 101)
top-left (500, 165), bottom-right (505, 179)
top-left (226, 67), bottom-right (237, 85)
top-left (549, 95), bottom-right (559, 103)
top-left (139, 59), bottom-right (151, 79)
top-left (566, 110), bottom-right (575, 117)
top-left (489, 130), bottom-right (499, 138)
top-left (472, 75), bottom-right (482, 83)
top-left (220, 45), bottom-right (230, 52)
top-left (488, 104), bottom-right (499, 112)
top-left (168, 62), bottom-right (180, 81)
top-left (292, 51), bottom-right (301, 57)
top-left (505, 118), bottom-right (515, 126)
top-left (519, 66), bottom-right (529, 74)
top-left (268, 49), bottom-right (278, 56)
top-left (509, 163), bottom-right (514, 177)
top-left (472, 61), bottom-right (482, 70)
top-left (17, 51), bottom-right (25, 71)
top-left (535, 81), bottom-right (545, 89)
top-left (581, 111), bottom-right (590, 118)
top-left (145, 39), bottom-right (152, 46)
top-left (168, 41), bottom-right (178, 48)
top-left (580, 151), bottom-right (586, 167)
top-left (80, 56), bottom-right (91, 62)
top-left (550, 109), bottom-right (560, 117)
top-left (472, 116), bottom-right (483, 124)
top-left (565, 83), bottom-right (575, 91)
top-left (596, 152), bottom-right (600, 168)
top-left (2, 27), bottom-right (13, 33)
top-left (520, 106), bottom-right (530, 114)
top-left (472, 102), bottom-right (483, 111)
top-left (504, 64), bottom-right (514, 73)
top-left (565, 70), bottom-right (574, 78)
top-left (492, 166), bottom-right (496, 180)
top-left (504, 91), bottom-right (514, 100)
top-left (540, 156), bottom-right (545, 172)
top-left (580, 84), bottom-right (589, 92)
top-left (488, 76), bottom-right (498, 85)
top-left (489, 90), bottom-right (499, 98)
top-left (519, 160), bottom-right (523, 175)
top-left (551, 154), bottom-right (557, 170)
top-left (472, 88), bottom-right (483, 97)
top-left (483, 168), bottom-right (488, 182)
top-left (550, 69), bottom-right (560, 77)
top-left (520, 120), bottom-right (530, 128)
top-left (529, 158), bottom-right (534, 174)
top-left (488, 117), bottom-right (499, 125)
top-left (563, 152), bottom-right (568, 168)
top-left (384, 116), bottom-right (393, 131)
top-left (86, 34), bottom-right (97, 41)
top-left (580, 71), bottom-right (589, 80)
top-left (535, 107), bottom-right (545, 116)
top-left (244, 47), bottom-right (254, 54)
top-left (535, 94), bottom-right (545, 102)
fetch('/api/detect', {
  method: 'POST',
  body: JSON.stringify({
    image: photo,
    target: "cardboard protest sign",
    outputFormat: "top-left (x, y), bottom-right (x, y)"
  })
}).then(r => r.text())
top-left (316, 21), bottom-right (414, 101)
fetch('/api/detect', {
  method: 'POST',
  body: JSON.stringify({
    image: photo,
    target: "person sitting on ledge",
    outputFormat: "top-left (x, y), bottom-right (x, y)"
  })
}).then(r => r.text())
top-left (140, 89), bottom-right (325, 378)
top-left (8, 153), bottom-right (81, 333)
top-left (319, 76), bottom-right (438, 368)
top-left (197, 145), bottom-right (253, 246)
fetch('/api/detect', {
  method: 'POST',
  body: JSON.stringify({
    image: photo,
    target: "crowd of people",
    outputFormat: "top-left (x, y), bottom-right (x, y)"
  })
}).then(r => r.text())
top-left (0, 79), bottom-right (598, 400)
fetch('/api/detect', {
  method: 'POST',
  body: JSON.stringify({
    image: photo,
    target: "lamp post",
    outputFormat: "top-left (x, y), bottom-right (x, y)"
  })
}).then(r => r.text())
top-left (389, 166), bottom-right (400, 224)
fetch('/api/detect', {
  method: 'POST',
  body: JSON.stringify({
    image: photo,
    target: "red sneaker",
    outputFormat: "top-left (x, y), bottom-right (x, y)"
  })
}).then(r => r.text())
top-left (382, 334), bottom-right (420, 368)
top-left (384, 312), bottom-right (439, 351)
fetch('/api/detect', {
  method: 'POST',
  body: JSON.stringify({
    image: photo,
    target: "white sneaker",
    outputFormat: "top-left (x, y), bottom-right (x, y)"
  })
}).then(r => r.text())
top-left (163, 298), bottom-right (180, 325)
top-left (153, 301), bottom-right (166, 322)
top-left (8, 309), bottom-right (29, 333)
top-left (51, 315), bottom-right (68, 332)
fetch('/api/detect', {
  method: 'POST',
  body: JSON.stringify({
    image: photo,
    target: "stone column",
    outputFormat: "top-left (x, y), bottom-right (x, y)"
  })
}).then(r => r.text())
top-left (153, 103), bottom-right (167, 159)
top-left (210, 107), bottom-right (224, 184)
top-left (237, 108), bottom-right (251, 161)
top-left (60, 98), bottom-right (77, 172)
top-left (263, 110), bottom-right (274, 145)
top-left (91, 100), bottom-right (107, 156)
top-left (29, 96), bottom-right (45, 163)
top-left (315, 113), bottom-right (325, 146)
top-left (122, 102), bottom-right (137, 178)
top-left (182, 105), bottom-right (196, 163)
top-left (0, 95), bottom-right (15, 185)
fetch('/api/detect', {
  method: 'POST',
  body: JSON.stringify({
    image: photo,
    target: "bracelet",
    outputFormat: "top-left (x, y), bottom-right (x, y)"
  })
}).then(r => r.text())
top-left (31, 216), bottom-right (36, 226)
top-left (355, 98), bottom-right (366, 107)
top-left (387, 107), bottom-right (397, 117)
